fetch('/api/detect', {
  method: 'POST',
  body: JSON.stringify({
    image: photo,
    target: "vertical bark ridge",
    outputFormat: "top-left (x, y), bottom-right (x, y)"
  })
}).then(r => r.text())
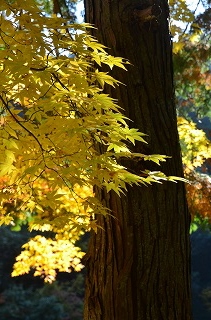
top-left (84, 0), bottom-right (192, 319)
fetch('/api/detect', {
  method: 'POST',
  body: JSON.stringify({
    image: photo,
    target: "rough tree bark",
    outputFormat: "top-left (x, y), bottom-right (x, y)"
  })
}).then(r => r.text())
top-left (83, 0), bottom-right (192, 319)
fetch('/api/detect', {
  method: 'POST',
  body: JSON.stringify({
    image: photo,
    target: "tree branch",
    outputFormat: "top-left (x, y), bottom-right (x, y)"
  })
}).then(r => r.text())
top-left (0, 95), bottom-right (44, 152)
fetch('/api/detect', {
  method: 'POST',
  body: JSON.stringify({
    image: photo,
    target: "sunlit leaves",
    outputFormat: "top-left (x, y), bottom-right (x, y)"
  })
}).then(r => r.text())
top-left (0, 0), bottom-right (170, 222)
top-left (178, 117), bottom-right (211, 170)
top-left (0, 215), bottom-right (13, 226)
top-left (0, 0), bottom-right (183, 281)
top-left (177, 117), bottom-right (211, 226)
top-left (12, 235), bottom-right (85, 283)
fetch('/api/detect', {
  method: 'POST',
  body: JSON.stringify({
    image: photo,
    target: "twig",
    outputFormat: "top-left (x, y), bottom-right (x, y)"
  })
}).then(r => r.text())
top-left (0, 95), bottom-right (44, 152)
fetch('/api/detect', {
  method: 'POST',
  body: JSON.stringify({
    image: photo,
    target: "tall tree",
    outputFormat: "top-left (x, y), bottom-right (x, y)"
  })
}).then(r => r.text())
top-left (83, 0), bottom-right (192, 319)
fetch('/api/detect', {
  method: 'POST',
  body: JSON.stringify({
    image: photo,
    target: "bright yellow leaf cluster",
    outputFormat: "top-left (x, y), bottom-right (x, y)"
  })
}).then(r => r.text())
top-left (178, 117), bottom-right (211, 171)
top-left (12, 235), bottom-right (85, 283)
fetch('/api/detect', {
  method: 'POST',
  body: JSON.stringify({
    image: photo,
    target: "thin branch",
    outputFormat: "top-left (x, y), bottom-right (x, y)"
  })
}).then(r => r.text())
top-left (30, 66), bottom-right (48, 71)
top-left (0, 95), bottom-right (44, 152)
top-left (52, 72), bottom-right (70, 91)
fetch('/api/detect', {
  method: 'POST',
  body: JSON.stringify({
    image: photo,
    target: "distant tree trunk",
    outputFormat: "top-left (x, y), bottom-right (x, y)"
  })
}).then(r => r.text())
top-left (83, 0), bottom-right (192, 319)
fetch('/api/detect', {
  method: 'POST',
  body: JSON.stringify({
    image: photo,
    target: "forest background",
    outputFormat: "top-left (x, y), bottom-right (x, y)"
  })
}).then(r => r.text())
top-left (0, 0), bottom-right (210, 319)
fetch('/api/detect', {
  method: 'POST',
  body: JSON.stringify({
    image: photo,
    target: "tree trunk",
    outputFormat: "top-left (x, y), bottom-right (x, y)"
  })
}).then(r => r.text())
top-left (83, 0), bottom-right (192, 319)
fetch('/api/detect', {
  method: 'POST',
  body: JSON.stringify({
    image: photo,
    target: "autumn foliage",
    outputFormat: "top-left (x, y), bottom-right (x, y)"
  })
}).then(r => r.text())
top-left (0, 0), bottom-right (179, 281)
top-left (186, 171), bottom-right (211, 221)
top-left (0, 0), bottom-right (210, 282)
